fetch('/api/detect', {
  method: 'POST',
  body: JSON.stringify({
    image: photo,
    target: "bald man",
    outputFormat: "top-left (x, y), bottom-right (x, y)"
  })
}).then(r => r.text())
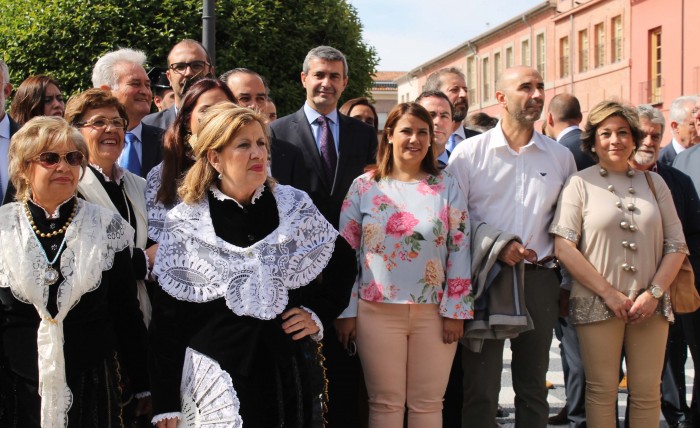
top-left (546, 93), bottom-right (594, 171)
top-left (448, 66), bottom-right (576, 428)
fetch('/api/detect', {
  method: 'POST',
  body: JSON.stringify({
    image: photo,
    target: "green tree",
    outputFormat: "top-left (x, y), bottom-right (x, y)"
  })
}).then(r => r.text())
top-left (0, 0), bottom-right (377, 115)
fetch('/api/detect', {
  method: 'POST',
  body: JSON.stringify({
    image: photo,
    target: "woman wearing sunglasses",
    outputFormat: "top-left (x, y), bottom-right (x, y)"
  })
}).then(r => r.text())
top-left (0, 116), bottom-right (148, 427)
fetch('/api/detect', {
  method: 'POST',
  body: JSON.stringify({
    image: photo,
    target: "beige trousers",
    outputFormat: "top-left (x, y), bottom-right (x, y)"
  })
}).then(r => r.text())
top-left (576, 314), bottom-right (669, 428)
top-left (356, 300), bottom-right (457, 428)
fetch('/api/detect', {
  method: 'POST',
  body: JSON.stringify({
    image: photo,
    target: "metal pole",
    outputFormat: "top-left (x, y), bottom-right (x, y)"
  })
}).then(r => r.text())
top-left (203, 0), bottom-right (216, 67)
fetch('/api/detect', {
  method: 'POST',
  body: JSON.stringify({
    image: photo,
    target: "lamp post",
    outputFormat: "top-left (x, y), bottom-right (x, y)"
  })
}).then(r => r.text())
top-left (203, 0), bottom-right (216, 67)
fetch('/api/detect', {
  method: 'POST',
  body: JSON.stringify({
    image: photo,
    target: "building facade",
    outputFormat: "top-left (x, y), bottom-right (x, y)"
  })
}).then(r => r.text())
top-left (395, 0), bottom-right (699, 143)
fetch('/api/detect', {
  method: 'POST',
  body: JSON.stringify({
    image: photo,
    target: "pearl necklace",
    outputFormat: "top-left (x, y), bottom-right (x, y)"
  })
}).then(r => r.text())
top-left (599, 166), bottom-right (638, 274)
top-left (23, 198), bottom-right (77, 285)
top-left (24, 199), bottom-right (77, 238)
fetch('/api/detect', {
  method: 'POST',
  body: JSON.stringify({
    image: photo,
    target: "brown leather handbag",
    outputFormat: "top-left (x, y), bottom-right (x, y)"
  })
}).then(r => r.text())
top-left (644, 171), bottom-right (700, 314)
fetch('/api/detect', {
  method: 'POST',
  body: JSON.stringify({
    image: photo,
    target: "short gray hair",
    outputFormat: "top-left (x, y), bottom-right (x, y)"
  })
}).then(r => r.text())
top-left (636, 104), bottom-right (665, 135)
top-left (0, 59), bottom-right (9, 85)
top-left (92, 48), bottom-right (147, 89)
top-left (303, 46), bottom-right (348, 77)
top-left (669, 95), bottom-right (697, 124)
top-left (424, 68), bottom-right (465, 92)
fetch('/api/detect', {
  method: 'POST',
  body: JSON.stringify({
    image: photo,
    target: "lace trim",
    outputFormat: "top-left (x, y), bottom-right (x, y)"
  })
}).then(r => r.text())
top-left (549, 224), bottom-right (580, 244)
top-left (664, 241), bottom-right (690, 255)
top-left (90, 163), bottom-right (124, 184)
top-left (210, 183), bottom-right (265, 208)
top-left (180, 347), bottom-right (242, 427)
top-left (145, 162), bottom-right (173, 243)
top-left (301, 305), bottom-right (324, 341)
top-left (134, 391), bottom-right (151, 399)
top-left (0, 200), bottom-right (134, 428)
top-left (153, 184), bottom-right (339, 320)
top-left (569, 293), bottom-right (673, 325)
top-left (151, 412), bottom-right (181, 424)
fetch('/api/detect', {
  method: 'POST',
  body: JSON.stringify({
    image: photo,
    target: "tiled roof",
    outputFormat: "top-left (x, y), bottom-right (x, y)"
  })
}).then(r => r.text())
top-left (372, 71), bottom-right (405, 91)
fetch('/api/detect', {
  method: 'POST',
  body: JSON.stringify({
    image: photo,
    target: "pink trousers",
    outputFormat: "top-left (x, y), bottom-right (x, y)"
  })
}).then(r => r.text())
top-left (356, 300), bottom-right (457, 428)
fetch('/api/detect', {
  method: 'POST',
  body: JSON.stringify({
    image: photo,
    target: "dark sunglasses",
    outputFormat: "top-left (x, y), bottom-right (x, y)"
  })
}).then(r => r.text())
top-left (32, 151), bottom-right (84, 168)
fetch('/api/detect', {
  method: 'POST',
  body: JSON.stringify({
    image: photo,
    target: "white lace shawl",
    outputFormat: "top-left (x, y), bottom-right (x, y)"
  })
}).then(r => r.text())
top-left (0, 200), bottom-right (133, 428)
top-left (145, 162), bottom-right (172, 243)
top-left (153, 184), bottom-right (339, 320)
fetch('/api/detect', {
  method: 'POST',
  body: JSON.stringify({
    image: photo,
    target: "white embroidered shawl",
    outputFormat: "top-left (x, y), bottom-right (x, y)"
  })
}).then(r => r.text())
top-left (0, 200), bottom-right (133, 428)
top-left (153, 184), bottom-right (338, 319)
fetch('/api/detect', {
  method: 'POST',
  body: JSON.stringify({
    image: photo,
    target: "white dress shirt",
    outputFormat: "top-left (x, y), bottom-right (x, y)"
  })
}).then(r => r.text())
top-left (556, 125), bottom-right (579, 142)
top-left (671, 138), bottom-right (686, 155)
top-left (0, 114), bottom-right (11, 197)
top-left (447, 122), bottom-right (576, 258)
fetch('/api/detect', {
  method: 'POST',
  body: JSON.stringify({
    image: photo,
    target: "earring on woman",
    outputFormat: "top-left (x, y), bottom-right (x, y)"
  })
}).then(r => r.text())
top-left (591, 147), bottom-right (596, 153)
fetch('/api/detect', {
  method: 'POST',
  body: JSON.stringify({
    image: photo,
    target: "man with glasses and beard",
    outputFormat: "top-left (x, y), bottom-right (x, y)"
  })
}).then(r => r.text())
top-left (423, 68), bottom-right (480, 157)
top-left (143, 39), bottom-right (214, 131)
top-left (632, 105), bottom-right (700, 428)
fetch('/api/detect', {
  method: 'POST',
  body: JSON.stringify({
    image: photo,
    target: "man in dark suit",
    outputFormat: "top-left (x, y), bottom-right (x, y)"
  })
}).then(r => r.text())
top-left (542, 92), bottom-right (590, 427)
top-left (92, 48), bottom-right (163, 178)
top-left (0, 59), bottom-right (20, 205)
top-left (423, 68), bottom-right (480, 157)
top-left (635, 105), bottom-right (700, 428)
top-left (659, 95), bottom-right (698, 166)
top-left (143, 39), bottom-right (214, 131)
top-left (546, 93), bottom-right (594, 172)
top-left (269, 45), bottom-right (377, 428)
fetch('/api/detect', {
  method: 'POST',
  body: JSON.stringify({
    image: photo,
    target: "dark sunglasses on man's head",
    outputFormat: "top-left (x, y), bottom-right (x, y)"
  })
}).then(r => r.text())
top-left (32, 151), bottom-right (84, 168)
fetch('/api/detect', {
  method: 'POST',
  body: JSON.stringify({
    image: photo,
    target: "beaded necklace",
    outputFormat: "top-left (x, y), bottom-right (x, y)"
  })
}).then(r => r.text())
top-left (23, 198), bottom-right (77, 285)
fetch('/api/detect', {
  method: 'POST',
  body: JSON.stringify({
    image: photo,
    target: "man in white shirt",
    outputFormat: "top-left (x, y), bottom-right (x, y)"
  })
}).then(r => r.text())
top-left (0, 59), bottom-right (20, 205)
top-left (448, 66), bottom-right (576, 427)
top-left (659, 95), bottom-right (698, 166)
top-left (92, 48), bottom-right (163, 178)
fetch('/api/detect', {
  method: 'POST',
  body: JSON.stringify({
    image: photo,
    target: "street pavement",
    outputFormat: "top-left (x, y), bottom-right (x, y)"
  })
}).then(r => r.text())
top-left (496, 337), bottom-right (694, 427)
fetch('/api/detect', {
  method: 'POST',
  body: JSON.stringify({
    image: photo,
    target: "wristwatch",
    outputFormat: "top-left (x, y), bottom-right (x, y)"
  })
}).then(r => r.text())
top-left (646, 284), bottom-right (663, 300)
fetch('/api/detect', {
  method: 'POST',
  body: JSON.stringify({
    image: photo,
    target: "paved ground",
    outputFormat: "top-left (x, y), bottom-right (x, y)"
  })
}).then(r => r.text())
top-left (496, 338), bottom-right (695, 427)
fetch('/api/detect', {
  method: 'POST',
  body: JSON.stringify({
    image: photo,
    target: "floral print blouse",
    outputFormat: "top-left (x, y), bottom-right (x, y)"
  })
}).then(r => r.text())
top-left (338, 171), bottom-right (473, 320)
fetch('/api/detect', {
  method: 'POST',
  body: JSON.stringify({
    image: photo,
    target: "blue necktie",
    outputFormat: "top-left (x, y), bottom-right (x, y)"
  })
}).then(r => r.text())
top-left (123, 132), bottom-right (141, 175)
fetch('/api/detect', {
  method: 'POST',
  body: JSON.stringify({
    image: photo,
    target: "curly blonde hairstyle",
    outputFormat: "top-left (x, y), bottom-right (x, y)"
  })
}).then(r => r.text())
top-left (8, 116), bottom-right (88, 200)
top-left (178, 102), bottom-right (274, 204)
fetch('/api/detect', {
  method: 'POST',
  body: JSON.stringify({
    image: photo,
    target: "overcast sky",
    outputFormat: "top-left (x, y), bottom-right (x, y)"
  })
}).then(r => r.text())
top-left (349, 0), bottom-right (544, 71)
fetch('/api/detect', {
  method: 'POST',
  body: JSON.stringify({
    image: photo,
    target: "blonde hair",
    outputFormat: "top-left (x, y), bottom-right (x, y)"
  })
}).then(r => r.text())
top-left (8, 116), bottom-right (88, 200)
top-left (179, 102), bottom-right (274, 204)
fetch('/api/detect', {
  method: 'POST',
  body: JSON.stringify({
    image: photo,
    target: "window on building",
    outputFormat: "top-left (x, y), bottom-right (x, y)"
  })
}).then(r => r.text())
top-left (594, 22), bottom-right (605, 68)
top-left (560, 36), bottom-right (570, 78)
top-left (521, 39), bottom-right (531, 66)
top-left (482, 56), bottom-right (491, 101)
top-left (506, 46), bottom-right (514, 68)
top-left (494, 52), bottom-right (502, 87)
top-left (466, 56), bottom-right (477, 104)
top-left (579, 29), bottom-right (589, 72)
top-left (650, 28), bottom-right (662, 104)
top-left (611, 16), bottom-right (623, 63)
top-left (536, 33), bottom-right (546, 78)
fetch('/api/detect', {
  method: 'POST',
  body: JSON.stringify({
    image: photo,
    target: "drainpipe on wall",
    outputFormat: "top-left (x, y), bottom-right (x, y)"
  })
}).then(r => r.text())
top-left (522, 15), bottom-right (533, 68)
top-left (570, 14), bottom-right (575, 93)
top-left (466, 42), bottom-right (481, 111)
top-left (681, 0), bottom-right (685, 94)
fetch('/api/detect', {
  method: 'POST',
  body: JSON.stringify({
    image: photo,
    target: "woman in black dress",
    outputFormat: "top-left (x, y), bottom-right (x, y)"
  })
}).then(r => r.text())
top-left (149, 103), bottom-right (356, 427)
top-left (0, 116), bottom-right (148, 427)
